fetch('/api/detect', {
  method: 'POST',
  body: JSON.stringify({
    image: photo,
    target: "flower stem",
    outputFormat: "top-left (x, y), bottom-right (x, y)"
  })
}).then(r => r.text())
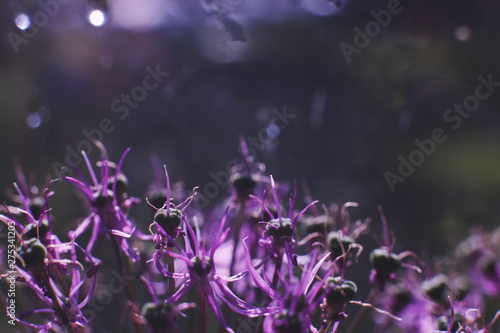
top-left (345, 285), bottom-right (380, 333)
top-left (272, 249), bottom-right (284, 289)
top-left (230, 199), bottom-right (246, 276)
top-left (199, 288), bottom-right (207, 333)
top-left (167, 252), bottom-right (176, 297)
top-left (39, 269), bottom-right (76, 333)
top-left (110, 235), bottom-right (142, 333)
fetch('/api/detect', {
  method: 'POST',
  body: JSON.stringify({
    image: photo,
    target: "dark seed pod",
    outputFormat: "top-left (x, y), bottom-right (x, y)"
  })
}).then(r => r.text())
top-left (266, 218), bottom-right (294, 238)
top-left (421, 274), bottom-right (449, 304)
top-left (108, 172), bottom-right (128, 194)
top-left (231, 173), bottom-right (257, 191)
top-left (387, 285), bottom-right (412, 314)
top-left (17, 238), bottom-right (47, 269)
top-left (92, 189), bottom-right (114, 208)
top-left (327, 231), bottom-right (354, 259)
top-left (23, 219), bottom-right (50, 241)
top-left (325, 277), bottom-right (357, 308)
top-left (28, 196), bottom-right (45, 220)
top-left (453, 276), bottom-right (471, 301)
top-left (141, 302), bottom-right (175, 330)
top-left (191, 256), bottom-right (211, 276)
top-left (230, 173), bottom-right (257, 199)
top-left (154, 208), bottom-right (182, 235)
top-left (369, 248), bottom-right (401, 277)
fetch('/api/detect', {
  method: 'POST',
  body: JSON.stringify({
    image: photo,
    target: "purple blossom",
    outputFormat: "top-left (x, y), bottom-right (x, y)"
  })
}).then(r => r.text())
top-left (147, 165), bottom-right (195, 249)
top-left (369, 206), bottom-right (422, 288)
top-left (228, 135), bottom-right (267, 202)
top-left (63, 147), bottom-right (139, 261)
top-left (125, 274), bottom-right (196, 333)
top-left (151, 208), bottom-right (271, 333)
top-left (253, 175), bottom-right (318, 266)
top-left (243, 239), bottom-right (335, 333)
top-left (1, 217), bottom-right (99, 332)
top-left (456, 227), bottom-right (500, 298)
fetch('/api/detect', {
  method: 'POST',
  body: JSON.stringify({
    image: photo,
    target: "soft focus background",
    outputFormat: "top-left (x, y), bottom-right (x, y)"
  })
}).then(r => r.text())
top-left (1, 0), bottom-right (500, 331)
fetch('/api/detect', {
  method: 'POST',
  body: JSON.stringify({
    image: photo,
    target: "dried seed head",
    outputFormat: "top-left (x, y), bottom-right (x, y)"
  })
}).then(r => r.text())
top-left (191, 256), bottom-right (211, 276)
top-left (92, 189), bottom-right (114, 208)
top-left (231, 173), bottom-right (257, 190)
top-left (421, 274), bottom-right (449, 303)
top-left (369, 248), bottom-right (401, 277)
top-left (28, 196), bottom-right (45, 220)
top-left (325, 277), bottom-right (357, 308)
top-left (154, 207), bottom-right (182, 235)
top-left (17, 238), bottom-right (47, 268)
top-left (23, 219), bottom-right (50, 241)
top-left (141, 302), bottom-right (175, 330)
top-left (108, 172), bottom-right (128, 193)
top-left (327, 231), bottom-right (354, 259)
top-left (266, 218), bottom-right (293, 238)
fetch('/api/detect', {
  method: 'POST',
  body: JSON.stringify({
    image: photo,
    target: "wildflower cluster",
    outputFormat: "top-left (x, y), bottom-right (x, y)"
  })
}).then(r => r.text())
top-left (1, 141), bottom-right (499, 333)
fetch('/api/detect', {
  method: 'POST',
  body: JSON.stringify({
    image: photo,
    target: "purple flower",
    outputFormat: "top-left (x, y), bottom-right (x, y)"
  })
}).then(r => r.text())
top-left (63, 147), bottom-right (139, 261)
top-left (2, 183), bottom-right (71, 273)
top-left (228, 135), bottom-right (267, 202)
top-left (147, 165), bottom-right (196, 249)
top-left (253, 176), bottom-right (318, 267)
top-left (369, 206), bottom-right (421, 288)
top-left (152, 208), bottom-right (271, 333)
top-left (243, 238), bottom-right (335, 333)
top-left (433, 299), bottom-right (500, 333)
top-left (456, 227), bottom-right (500, 298)
top-left (127, 274), bottom-right (196, 333)
top-left (1, 218), bottom-right (99, 332)
top-left (7, 156), bottom-right (48, 220)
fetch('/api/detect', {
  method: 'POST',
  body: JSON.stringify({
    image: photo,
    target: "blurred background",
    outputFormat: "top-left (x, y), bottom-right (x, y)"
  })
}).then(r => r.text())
top-left (1, 0), bottom-right (500, 330)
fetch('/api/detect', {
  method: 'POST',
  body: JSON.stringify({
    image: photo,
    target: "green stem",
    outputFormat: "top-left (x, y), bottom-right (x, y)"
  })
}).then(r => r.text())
top-left (167, 252), bottom-right (176, 297)
top-left (110, 235), bottom-right (142, 333)
top-left (199, 288), bottom-right (207, 333)
top-left (271, 249), bottom-right (284, 290)
top-left (39, 269), bottom-right (76, 333)
top-left (230, 199), bottom-right (246, 276)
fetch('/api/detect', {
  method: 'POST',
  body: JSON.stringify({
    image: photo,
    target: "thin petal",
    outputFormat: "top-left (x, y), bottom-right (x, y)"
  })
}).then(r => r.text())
top-left (242, 238), bottom-right (276, 299)
top-left (69, 213), bottom-right (95, 240)
top-left (111, 148), bottom-right (131, 205)
top-left (170, 280), bottom-right (195, 303)
top-left (82, 150), bottom-right (99, 188)
top-left (63, 176), bottom-right (94, 202)
top-left (210, 207), bottom-right (230, 263)
top-left (293, 200), bottom-right (319, 227)
top-left (202, 285), bottom-right (235, 333)
top-left (270, 175), bottom-right (282, 224)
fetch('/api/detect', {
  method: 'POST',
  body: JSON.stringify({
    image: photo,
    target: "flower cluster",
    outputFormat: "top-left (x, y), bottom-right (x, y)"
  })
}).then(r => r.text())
top-left (1, 142), bottom-right (499, 333)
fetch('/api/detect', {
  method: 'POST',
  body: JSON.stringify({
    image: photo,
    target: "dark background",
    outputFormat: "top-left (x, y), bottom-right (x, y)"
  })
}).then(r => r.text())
top-left (1, 0), bottom-right (500, 331)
